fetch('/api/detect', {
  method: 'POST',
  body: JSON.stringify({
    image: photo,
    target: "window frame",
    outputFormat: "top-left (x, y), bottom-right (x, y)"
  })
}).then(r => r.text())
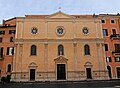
top-left (106, 57), bottom-right (112, 62)
top-left (0, 47), bottom-right (3, 58)
top-left (10, 37), bottom-right (13, 42)
top-left (110, 19), bottom-right (116, 24)
top-left (101, 19), bottom-right (106, 24)
top-left (104, 44), bottom-right (109, 51)
top-left (0, 31), bottom-right (5, 35)
top-left (58, 44), bottom-right (64, 55)
top-left (103, 29), bottom-right (108, 36)
top-left (112, 28), bottom-right (117, 35)
top-left (114, 44), bottom-right (120, 53)
top-left (7, 64), bottom-right (11, 72)
top-left (6, 47), bottom-right (14, 55)
top-left (9, 30), bottom-right (16, 34)
top-left (82, 27), bottom-right (89, 35)
top-left (0, 37), bottom-right (3, 43)
top-left (31, 27), bottom-right (38, 35)
top-left (115, 57), bottom-right (120, 62)
top-left (56, 26), bottom-right (65, 36)
top-left (31, 45), bottom-right (37, 56)
top-left (84, 44), bottom-right (90, 55)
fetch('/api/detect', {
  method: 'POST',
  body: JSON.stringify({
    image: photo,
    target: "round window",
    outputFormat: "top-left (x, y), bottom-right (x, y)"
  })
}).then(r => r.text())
top-left (82, 27), bottom-right (89, 35)
top-left (56, 27), bottom-right (65, 36)
top-left (31, 27), bottom-right (38, 35)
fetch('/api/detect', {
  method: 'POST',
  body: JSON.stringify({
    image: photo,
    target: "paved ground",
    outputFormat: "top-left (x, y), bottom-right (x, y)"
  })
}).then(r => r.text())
top-left (0, 80), bottom-right (120, 88)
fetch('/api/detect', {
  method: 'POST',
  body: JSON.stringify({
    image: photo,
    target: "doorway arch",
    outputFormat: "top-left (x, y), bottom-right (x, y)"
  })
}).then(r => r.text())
top-left (84, 61), bottom-right (93, 79)
top-left (29, 62), bottom-right (37, 81)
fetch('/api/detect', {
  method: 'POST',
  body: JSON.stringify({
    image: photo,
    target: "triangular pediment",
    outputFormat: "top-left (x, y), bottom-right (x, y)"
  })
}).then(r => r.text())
top-left (29, 62), bottom-right (37, 67)
top-left (84, 61), bottom-right (93, 68)
top-left (46, 11), bottom-right (75, 19)
top-left (54, 55), bottom-right (68, 63)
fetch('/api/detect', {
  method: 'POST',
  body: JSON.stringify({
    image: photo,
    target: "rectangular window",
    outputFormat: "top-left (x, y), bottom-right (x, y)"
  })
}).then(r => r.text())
top-left (104, 44), bottom-right (108, 51)
top-left (0, 47), bottom-right (3, 58)
top-left (114, 44), bottom-right (120, 53)
top-left (9, 30), bottom-right (16, 34)
top-left (111, 20), bottom-right (115, 23)
top-left (7, 47), bottom-right (14, 55)
top-left (0, 38), bottom-right (2, 43)
top-left (106, 57), bottom-right (112, 62)
top-left (115, 57), bottom-right (120, 62)
top-left (0, 31), bottom-right (5, 35)
top-left (10, 37), bottom-right (13, 42)
top-left (112, 29), bottom-right (116, 35)
top-left (103, 29), bottom-right (108, 36)
top-left (5, 24), bottom-right (10, 26)
top-left (101, 20), bottom-right (105, 23)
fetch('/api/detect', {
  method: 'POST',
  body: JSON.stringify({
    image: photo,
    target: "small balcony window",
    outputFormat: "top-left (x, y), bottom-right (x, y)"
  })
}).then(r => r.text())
top-left (115, 57), bottom-right (120, 62)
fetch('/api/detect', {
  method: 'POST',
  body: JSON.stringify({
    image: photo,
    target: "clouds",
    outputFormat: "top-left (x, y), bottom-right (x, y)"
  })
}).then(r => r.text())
top-left (0, 0), bottom-right (120, 23)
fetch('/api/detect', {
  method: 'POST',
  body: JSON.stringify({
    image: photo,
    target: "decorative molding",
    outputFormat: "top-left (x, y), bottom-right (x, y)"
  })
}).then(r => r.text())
top-left (14, 38), bottom-right (104, 44)
top-left (45, 11), bottom-right (75, 19)
top-left (97, 43), bottom-right (100, 47)
top-left (54, 55), bottom-right (68, 63)
top-left (29, 62), bottom-right (37, 67)
top-left (84, 61), bottom-right (93, 68)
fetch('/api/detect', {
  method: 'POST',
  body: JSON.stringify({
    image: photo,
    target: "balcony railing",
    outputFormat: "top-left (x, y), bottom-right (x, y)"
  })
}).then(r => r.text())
top-left (112, 51), bottom-right (120, 56)
top-left (110, 34), bottom-right (120, 40)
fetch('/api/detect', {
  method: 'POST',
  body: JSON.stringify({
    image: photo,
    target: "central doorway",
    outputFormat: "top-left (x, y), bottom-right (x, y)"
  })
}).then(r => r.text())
top-left (30, 69), bottom-right (35, 81)
top-left (57, 64), bottom-right (66, 80)
top-left (86, 68), bottom-right (92, 79)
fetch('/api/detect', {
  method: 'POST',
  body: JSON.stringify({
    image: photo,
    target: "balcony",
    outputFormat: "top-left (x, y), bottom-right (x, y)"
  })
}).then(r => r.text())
top-left (112, 51), bottom-right (120, 56)
top-left (110, 34), bottom-right (120, 40)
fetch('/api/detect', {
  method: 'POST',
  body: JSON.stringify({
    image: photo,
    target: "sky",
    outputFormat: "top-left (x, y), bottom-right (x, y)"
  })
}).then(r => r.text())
top-left (0, 0), bottom-right (120, 23)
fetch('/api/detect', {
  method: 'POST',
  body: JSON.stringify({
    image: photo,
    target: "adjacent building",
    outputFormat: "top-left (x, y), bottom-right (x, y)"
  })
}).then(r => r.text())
top-left (11, 12), bottom-right (108, 82)
top-left (99, 14), bottom-right (120, 79)
top-left (0, 18), bottom-right (16, 79)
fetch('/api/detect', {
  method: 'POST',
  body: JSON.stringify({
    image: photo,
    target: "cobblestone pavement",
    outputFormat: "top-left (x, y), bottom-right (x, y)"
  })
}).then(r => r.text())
top-left (0, 80), bottom-right (120, 88)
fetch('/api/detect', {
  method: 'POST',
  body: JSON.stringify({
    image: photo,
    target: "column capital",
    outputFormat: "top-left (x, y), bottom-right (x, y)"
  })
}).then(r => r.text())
top-left (73, 41), bottom-right (77, 47)
top-left (97, 43), bottom-right (100, 47)
top-left (44, 42), bottom-right (48, 46)
top-left (101, 43), bottom-right (104, 46)
top-left (14, 44), bottom-right (18, 47)
top-left (19, 44), bottom-right (23, 47)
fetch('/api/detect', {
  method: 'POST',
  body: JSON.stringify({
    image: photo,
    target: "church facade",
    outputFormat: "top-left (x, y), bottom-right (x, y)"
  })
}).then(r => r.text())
top-left (11, 12), bottom-right (108, 82)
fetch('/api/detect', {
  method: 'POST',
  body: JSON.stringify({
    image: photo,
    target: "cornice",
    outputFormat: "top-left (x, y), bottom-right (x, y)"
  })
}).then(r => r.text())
top-left (16, 17), bottom-right (100, 23)
top-left (14, 38), bottom-right (104, 44)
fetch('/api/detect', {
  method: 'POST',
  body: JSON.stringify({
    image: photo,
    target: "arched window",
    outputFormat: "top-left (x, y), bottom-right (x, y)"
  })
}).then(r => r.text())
top-left (31, 45), bottom-right (37, 55)
top-left (58, 45), bottom-right (64, 55)
top-left (7, 64), bottom-right (11, 72)
top-left (84, 44), bottom-right (90, 55)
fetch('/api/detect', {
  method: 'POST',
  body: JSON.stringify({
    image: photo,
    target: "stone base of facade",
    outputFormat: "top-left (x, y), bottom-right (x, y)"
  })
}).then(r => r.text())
top-left (11, 70), bottom-right (109, 82)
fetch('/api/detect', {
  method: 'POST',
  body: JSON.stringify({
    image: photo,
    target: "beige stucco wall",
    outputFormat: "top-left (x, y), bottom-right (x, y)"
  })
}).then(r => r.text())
top-left (11, 12), bottom-right (108, 82)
